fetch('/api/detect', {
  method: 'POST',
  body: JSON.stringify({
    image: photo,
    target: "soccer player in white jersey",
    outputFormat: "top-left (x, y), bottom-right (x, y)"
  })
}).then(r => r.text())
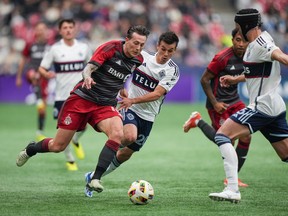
top-left (38, 19), bottom-right (92, 171)
top-left (209, 8), bottom-right (288, 203)
top-left (84, 31), bottom-right (180, 197)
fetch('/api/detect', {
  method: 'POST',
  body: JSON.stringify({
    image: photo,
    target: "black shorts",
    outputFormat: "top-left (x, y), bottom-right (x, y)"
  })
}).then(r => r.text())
top-left (53, 100), bottom-right (65, 119)
top-left (121, 109), bottom-right (153, 151)
top-left (230, 107), bottom-right (288, 143)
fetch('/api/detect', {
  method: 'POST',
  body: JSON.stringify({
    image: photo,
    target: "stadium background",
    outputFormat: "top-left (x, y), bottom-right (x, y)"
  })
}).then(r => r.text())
top-left (0, 0), bottom-right (288, 104)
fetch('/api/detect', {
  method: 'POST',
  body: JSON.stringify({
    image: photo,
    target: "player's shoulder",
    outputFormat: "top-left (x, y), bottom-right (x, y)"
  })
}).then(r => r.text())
top-left (50, 40), bottom-right (62, 50)
top-left (255, 31), bottom-right (275, 48)
top-left (97, 39), bottom-right (122, 53)
top-left (214, 47), bottom-right (234, 62)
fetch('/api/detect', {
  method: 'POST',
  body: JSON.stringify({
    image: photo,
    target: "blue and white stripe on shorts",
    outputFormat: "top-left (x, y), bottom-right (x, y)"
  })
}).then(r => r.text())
top-left (230, 107), bottom-right (288, 143)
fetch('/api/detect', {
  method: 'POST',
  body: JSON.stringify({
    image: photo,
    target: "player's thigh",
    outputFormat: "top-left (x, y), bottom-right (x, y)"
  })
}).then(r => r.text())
top-left (50, 128), bottom-right (76, 152)
top-left (271, 138), bottom-right (288, 160)
top-left (217, 118), bottom-right (250, 140)
top-left (97, 116), bottom-right (124, 142)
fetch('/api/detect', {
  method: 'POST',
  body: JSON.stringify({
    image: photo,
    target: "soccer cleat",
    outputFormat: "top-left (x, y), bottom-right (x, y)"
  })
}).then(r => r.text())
top-left (224, 178), bottom-right (248, 187)
top-left (72, 141), bottom-right (85, 159)
top-left (183, 111), bottom-right (202, 133)
top-left (85, 171), bottom-right (104, 197)
top-left (209, 188), bottom-right (241, 203)
top-left (89, 179), bottom-right (104, 193)
top-left (66, 162), bottom-right (78, 171)
top-left (84, 172), bottom-right (93, 198)
top-left (16, 141), bottom-right (35, 167)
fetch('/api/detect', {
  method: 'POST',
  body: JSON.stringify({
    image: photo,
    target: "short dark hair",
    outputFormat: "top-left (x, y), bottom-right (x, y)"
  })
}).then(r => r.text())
top-left (231, 28), bottom-right (239, 38)
top-left (58, 18), bottom-right (75, 29)
top-left (126, 25), bottom-right (150, 39)
top-left (158, 31), bottom-right (179, 48)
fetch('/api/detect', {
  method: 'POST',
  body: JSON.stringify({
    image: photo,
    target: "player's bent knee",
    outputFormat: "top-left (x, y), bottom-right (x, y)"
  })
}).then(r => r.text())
top-left (214, 133), bottom-right (232, 146)
top-left (123, 135), bottom-right (137, 145)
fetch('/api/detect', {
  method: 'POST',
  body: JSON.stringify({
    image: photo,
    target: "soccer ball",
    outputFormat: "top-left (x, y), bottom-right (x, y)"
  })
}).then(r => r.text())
top-left (128, 180), bottom-right (154, 205)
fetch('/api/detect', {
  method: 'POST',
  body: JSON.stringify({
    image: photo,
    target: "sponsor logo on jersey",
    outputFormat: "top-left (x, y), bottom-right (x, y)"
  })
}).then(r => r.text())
top-left (54, 61), bottom-right (85, 73)
top-left (132, 70), bottom-right (159, 92)
top-left (107, 67), bottom-right (131, 82)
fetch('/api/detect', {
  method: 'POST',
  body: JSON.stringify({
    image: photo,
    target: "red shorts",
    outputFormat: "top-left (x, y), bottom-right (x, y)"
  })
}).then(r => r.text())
top-left (57, 94), bottom-right (122, 131)
top-left (208, 101), bottom-right (246, 130)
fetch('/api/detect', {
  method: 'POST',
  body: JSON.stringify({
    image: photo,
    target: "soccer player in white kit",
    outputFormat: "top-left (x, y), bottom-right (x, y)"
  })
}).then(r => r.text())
top-left (84, 31), bottom-right (180, 197)
top-left (38, 19), bottom-right (92, 171)
top-left (209, 8), bottom-right (288, 203)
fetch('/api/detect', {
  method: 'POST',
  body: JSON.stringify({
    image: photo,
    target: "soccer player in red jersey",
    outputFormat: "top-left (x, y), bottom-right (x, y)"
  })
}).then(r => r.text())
top-left (16, 25), bottom-right (150, 193)
top-left (15, 22), bottom-right (51, 140)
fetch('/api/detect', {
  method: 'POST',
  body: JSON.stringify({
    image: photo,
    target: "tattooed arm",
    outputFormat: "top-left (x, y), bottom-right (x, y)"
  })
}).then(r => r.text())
top-left (82, 63), bottom-right (98, 89)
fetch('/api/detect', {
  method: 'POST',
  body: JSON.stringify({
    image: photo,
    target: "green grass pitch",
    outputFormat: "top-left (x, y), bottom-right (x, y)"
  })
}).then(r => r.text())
top-left (0, 103), bottom-right (287, 216)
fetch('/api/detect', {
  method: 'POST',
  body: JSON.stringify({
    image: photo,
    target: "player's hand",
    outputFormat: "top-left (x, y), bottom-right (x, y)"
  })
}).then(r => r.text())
top-left (214, 102), bottom-right (229, 114)
top-left (47, 71), bottom-right (56, 79)
top-left (118, 95), bottom-right (133, 111)
top-left (43, 71), bottom-right (56, 79)
top-left (82, 77), bottom-right (96, 89)
top-left (220, 75), bottom-right (236, 87)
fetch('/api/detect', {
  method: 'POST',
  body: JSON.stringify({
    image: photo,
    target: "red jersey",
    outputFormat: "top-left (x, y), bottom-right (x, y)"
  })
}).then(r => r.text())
top-left (22, 41), bottom-right (50, 71)
top-left (206, 47), bottom-right (244, 109)
top-left (74, 40), bottom-right (143, 106)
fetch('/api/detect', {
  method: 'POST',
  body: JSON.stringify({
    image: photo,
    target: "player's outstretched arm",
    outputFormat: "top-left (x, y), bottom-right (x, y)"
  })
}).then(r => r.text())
top-left (220, 74), bottom-right (245, 87)
top-left (271, 49), bottom-right (288, 66)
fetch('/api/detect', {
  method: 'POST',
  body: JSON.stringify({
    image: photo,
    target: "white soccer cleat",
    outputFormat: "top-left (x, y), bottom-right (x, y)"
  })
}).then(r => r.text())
top-left (87, 179), bottom-right (104, 193)
top-left (209, 188), bottom-right (241, 203)
top-left (16, 149), bottom-right (30, 167)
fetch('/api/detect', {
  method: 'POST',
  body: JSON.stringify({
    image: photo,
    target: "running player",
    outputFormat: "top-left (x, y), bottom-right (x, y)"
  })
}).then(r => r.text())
top-left (16, 22), bottom-right (51, 141)
top-left (16, 25), bottom-right (150, 194)
top-left (38, 19), bottom-right (92, 171)
top-left (209, 8), bottom-right (288, 203)
top-left (84, 31), bottom-right (180, 197)
top-left (183, 28), bottom-right (250, 187)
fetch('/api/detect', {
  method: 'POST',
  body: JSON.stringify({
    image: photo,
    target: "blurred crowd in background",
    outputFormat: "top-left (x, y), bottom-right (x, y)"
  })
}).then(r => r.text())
top-left (0, 0), bottom-right (288, 75)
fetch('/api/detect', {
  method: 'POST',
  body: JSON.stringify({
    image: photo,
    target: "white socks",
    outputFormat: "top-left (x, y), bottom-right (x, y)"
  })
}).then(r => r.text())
top-left (219, 144), bottom-right (239, 192)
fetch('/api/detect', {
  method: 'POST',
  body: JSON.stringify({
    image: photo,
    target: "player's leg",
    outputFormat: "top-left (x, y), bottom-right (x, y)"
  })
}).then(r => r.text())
top-left (262, 112), bottom-right (288, 162)
top-left (236, 138), bottom-right (251, 172)
top-left (71, 129), bottom-right (86, 159)
top-left (101, 123), bottom-right (138, 177)
top-left (27, 70), bottom-right (46, 139)
top-left (16, 128), bottom-right (76, 167)
top-left (36, 77), bottom-right (48, 140)
top-left (103, 111), bottom-right (152, 177)
top-left (209, 118), bottom-right (249, 203)
top-left (86, 115), bottom-right (123, 193)
top-left (53, 100), bottom-right (78, 170)
top-left (183, 110), bottom-right (216, 142)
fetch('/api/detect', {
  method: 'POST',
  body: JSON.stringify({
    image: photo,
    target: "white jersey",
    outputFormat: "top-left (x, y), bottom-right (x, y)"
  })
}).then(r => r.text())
top-left (128, 50), bottom-right (180, 122)
top-left (243, 31), bottom-right (285, 116)
top-left (40, 39), bottom-right (92, 101)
